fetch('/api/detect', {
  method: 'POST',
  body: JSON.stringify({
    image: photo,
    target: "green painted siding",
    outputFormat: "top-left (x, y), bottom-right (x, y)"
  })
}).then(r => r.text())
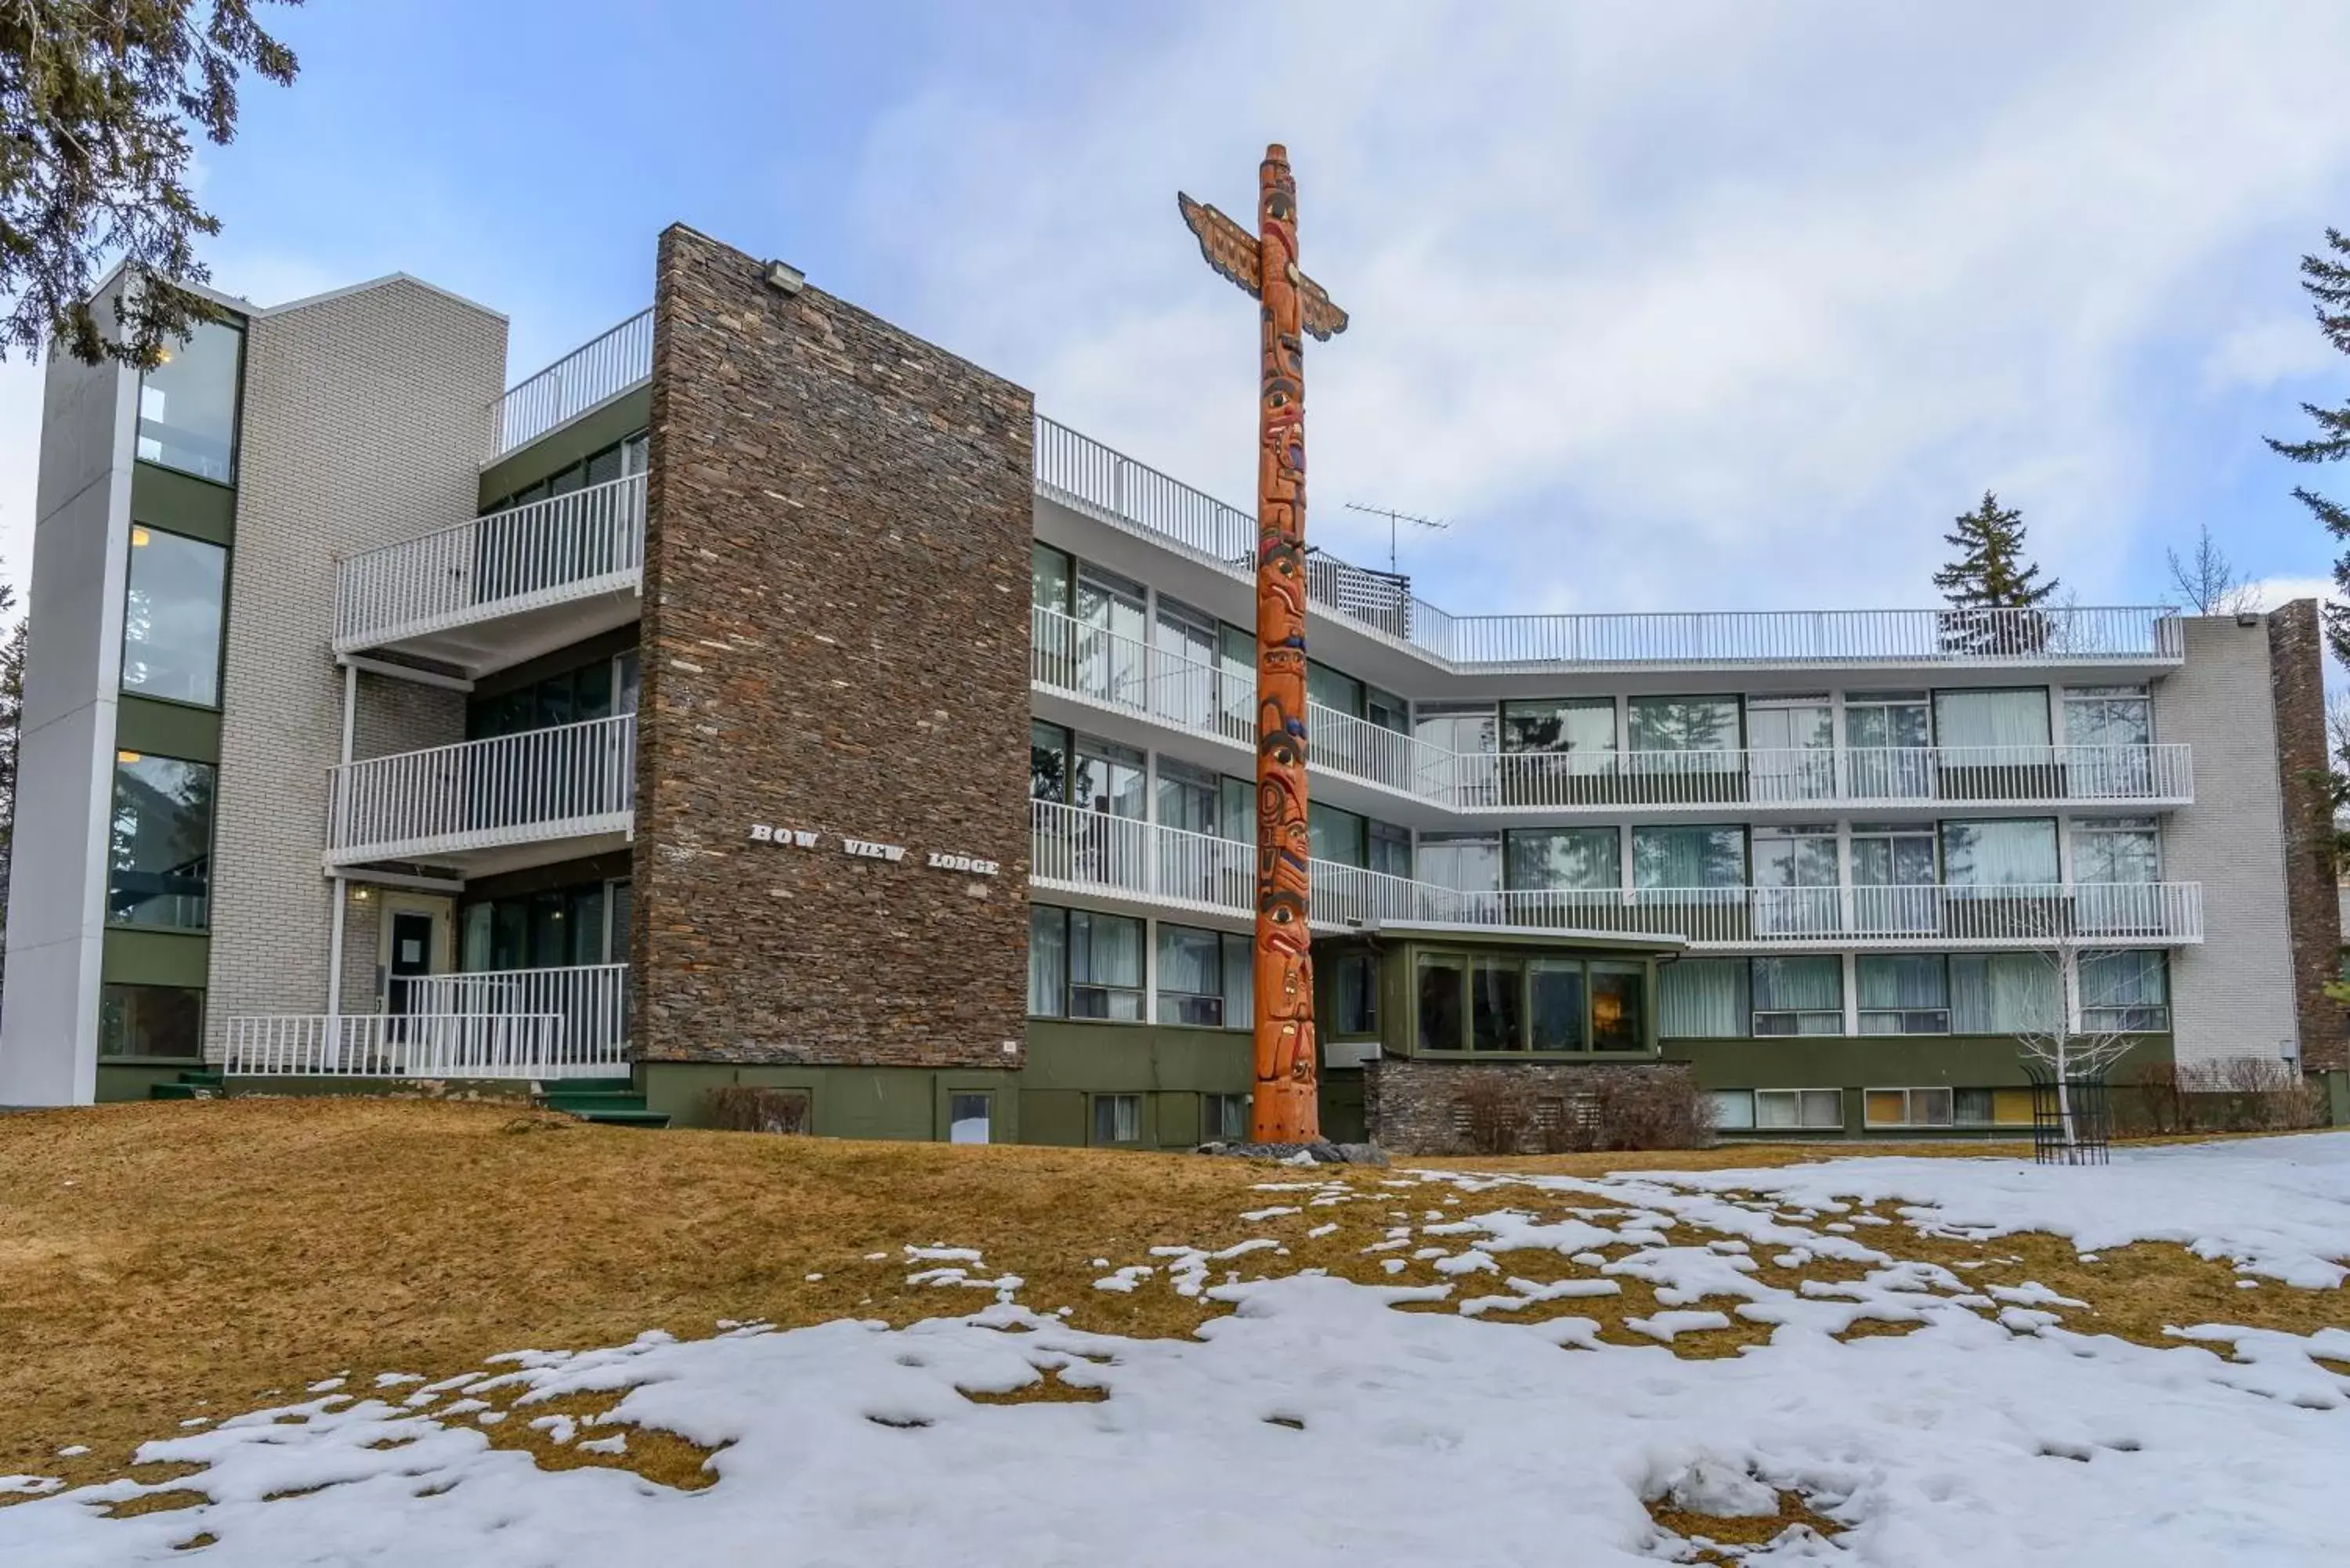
top-left (130, 461), bottom-right (236, 545)
top-left (477, 388), bottom-right (651, 508)
top-left (95, 1064), bottom-right (190, 1103)
top-left (640, 1062), bottom-right (1021, 1140)
top-left (116, 694), bottom-right (222, 764)
top-left (1667, 1032), bottom-right (2175, 1090)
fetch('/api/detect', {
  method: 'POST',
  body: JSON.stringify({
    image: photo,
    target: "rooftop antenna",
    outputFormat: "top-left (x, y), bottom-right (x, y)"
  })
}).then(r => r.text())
top-left (1344, 500), bottom-right (1452, 576)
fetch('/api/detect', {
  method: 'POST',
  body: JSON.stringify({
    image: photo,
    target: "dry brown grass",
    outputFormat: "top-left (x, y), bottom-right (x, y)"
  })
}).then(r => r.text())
top-left (1, 1098), bottom-right (2341, 1506)
top-left (1649, 1487), bottom-right (1848, 1562)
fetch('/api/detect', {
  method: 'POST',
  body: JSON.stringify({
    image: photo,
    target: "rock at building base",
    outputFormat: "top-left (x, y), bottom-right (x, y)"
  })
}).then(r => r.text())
top-left (1193, 1140), bottom-right (1390, 1167)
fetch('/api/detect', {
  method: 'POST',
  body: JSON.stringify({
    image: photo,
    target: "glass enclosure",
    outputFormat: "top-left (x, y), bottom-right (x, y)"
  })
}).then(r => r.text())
top-left (107, 753), bottom-right (215, 929)
top-left (120, 527), bottom-right (227, 707)
top-left (137, 319), bottom-right (244, 482)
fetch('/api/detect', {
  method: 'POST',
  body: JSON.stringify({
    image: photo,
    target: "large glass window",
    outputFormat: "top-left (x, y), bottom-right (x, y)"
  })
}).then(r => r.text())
top-left (1157, 759), bottom-right (1223, 838)
top-left (1158, 923), bottom-right (1249, 1028)
top-left (1659, 958), bottom-right (1749, 1039)
top-left (107, 752), bottom-right (214, 929)
top-left (1845, 692), bottom-right (1932, 798)
top-left (1934, 688), bottom-right (2051, 753)
top-left (1751, 956), bottom-right (1844, 1035)
top-left (1851, 822), bottom-right (1939, 934)
top-left (1502, 697), bottom-right (1616, 768)
top-left (1032, 542), bottom-right (1072, 612)
top-left (1470, 957), bottom-right (1524, 1051)
top-left (1307, 660), bottom-right (1365, 718)
top-left (1416, 954), bottom-right (1466, 1053)
top-left (1632, 825), bottom-right (1747, 890)
top-left (1310, 801), bottom-right (1366, 867)
top-left (1028, 903), bottom-right (1068, 1017)
top-left (1506, 827), bottom-right (1621, 891)
top-left (1589, 961), bottom-right (1647, 1053)
top-left (1072, 736), bottom-right (1146, 818)
top-left (1418, 703), bottom-right (1497, 756)
top-left (2064, 686), bottom-right (2155, 796)
top-left (1419, 833), bottom-right (1502, 894)
top-left (1747, 695), bottom-right (1835, 801)
top-left (1752, 824), bottom-right (1838, 935)
top-left (1031, 721), bottom-right (1071, 804)
top-left (1950, 952), bottom-right (2062, 1033)
top-left (2070, 818), bottom-right (2160, 883)
top-left (121, 527), bottom-right (226, 707)
top-left (1940, 818), bottom-right (2059, 888)
top-left (2080, 950), bottom-right (2170, 1032)
top-left (99, 983), bottom-right (204, 1059)
top-left (456, 878), bottom-right (624, 971)
top-left (1329, 950), bottom-right (1379, 1036)
top-left (1074, 565), bottom-right (1147, 706)
top-left (1628, 695), bottom-right (1741, 759)
top-left (1154, 597), bottom-right (1221, 731)
top-left (1068, 909), bottom-right (1145, 1020)
top-left (1528, 959), bottom-right (1588, 1051)
top-left (1365, 685), bottom-right (1409, 735)
top-left (1857, 955), bottom-right (1952, 1034)
top-left (137, 318), bottom-right (243, 482)
top-left (1368, 819), bottom-right (1413, 880)
top-left (468, 656), bottom-right (624, 740)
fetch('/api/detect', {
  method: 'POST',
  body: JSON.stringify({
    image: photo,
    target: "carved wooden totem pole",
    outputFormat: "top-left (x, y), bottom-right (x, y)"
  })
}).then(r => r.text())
top-left (1179, 145), bottom-right (1350, 1143)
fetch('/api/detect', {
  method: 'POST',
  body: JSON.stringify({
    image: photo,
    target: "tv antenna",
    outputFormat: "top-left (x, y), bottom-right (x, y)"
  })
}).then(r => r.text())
top-left (1344, 500), bottom-right (1452, 576)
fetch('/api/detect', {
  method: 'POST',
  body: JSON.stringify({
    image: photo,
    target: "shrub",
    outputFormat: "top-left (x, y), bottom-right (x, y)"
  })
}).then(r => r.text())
top-left (1583, 1068), bottom-right (1716, 1152)
top-left (704, 1086), bottom-right (813, 1135)
top-left (2114, 1060), bottom-right (2325, 1137)
top-left (1452, 1075), bottom-right (1531, 1156)
top-left (1448, 1068), bottom-right (1716, 1155)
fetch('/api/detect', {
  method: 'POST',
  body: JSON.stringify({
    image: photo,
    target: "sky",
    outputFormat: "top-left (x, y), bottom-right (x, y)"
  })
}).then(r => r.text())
top-left (7, 0), bottom-right (2350, 624)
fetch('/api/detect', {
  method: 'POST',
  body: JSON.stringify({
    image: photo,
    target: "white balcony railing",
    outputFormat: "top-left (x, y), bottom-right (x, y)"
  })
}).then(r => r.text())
top-left (400, 963), bottom-right (629, 1064)
top-left (489, 309), bottom-right (654, 461)
top-left (336, 472), bottom-right (646, 654)
top-left (1032, 606), bottom-right (2194, 812)
top-left (222, 1012), bottom-right (576, 1078)
top-left (1034, 416), bottom-right (2185, 670)
top-left (328, 714), bottom-right (635, 865)
top-left (1028, 800), bottom-right (2204, 948)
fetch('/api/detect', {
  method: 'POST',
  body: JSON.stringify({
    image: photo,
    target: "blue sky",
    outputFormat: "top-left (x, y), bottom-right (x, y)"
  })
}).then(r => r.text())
top-left (8, 0), bottom-right (2350, 623)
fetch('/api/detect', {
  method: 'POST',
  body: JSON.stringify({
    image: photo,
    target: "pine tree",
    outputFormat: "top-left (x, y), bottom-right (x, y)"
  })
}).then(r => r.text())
top-left (0, 2), bottom-right (301, 367)
top-left (2265, 227), bottom-right (2350, 667)
top-left (1933, 492), bottom-right (2059, 655)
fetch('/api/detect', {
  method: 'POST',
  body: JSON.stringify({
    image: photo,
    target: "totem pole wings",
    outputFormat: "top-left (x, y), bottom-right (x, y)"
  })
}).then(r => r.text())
top-left (1177, 193), bottom-right (1351, 341)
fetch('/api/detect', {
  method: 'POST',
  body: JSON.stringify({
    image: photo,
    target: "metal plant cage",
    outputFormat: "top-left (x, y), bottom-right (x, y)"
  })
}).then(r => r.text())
top-left (2023, 1064), bottom-right (2113, 1165)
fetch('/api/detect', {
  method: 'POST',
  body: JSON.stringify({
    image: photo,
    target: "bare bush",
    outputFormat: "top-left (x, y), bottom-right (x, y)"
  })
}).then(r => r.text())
top-left (1452, 1075), bottom-right (1531, 1156)
top-left (1448, 1069), bottom-right (1716, 1155)
top-left (2114, 1060), bottom-right (2323, 1137)
top-left (704, 1086), bottom-right (813, 1135)
top-left (1585, 1068), bottom-right (1716, 1151)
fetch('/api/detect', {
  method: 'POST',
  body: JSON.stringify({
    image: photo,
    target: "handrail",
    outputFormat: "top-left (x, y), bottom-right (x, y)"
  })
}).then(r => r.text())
top-left (488, 309), bottom-right (654, 461)
top-left (336, 471), bottom-right (646, 652)
top-left (1031, 605), bottom-right (2194, 811)
top-left (403, 963), bottom-right (629, 1061)
top-left (1034, 415), bottom-right (2185, 670)
top-left (221, 1012), bottom-right (599, 1078)
top-left (328, 714), bottom-right (636, 863)
top-left (1027, 799), bottom-right (2204, 948)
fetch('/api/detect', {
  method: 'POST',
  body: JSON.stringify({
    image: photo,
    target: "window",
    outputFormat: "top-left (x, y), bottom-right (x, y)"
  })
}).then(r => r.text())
top-left (1470, 957), bottom-right (1524, 1051)
top-left (1091, 1094), bottom-right (1142, 1146)
top-left (1417, 954), bottom-right (1466, 1052)
top-left (2071, 818), bottom-right (2160, 883)
top-left (1368, 820), bottom-right (1413, 880)
top-left (1857, 955), bottom-right (1952, 1034)
top-left (1845, 692), bottom-right (1932, 798)
top-left (1365, 685), bottom-right (1409, 735)
top-left (1851, 822), bottom-right (1939, 934)
top-left (1506, 827), bottom-right (1620, 891)
top-left (2064, 686), bottom-right (2155, 796)
top-left (1032, 543), bottom-right (1073, 613)
top-left (1950, 952), bottom-right (2062, 1033)
top-left (1864, 1088), bottom-right (1954, 1128)
top-left (1028, 904), bottom-right (1068, 1017)
top-left (1711, 1089), bottom-right (1758, 1131)
top-left (1419, 833), bottom-right (1502, 894)
top-left (467, 656), bottom-right (622, 739)
top-left (2080, 950), bottom-right (2170, 1032)
top-left (1755, 1088), bottom-right (1844, 1131)
top-left (1940, 818), bottom-right (2058, 888)
top-left (1752, 956), bottom-right (1843, 1035)
top-left (1072, 736), bottom-right (1146, 818)
top-left (1203, 1093), bottom-right (1250, 1141)
top-left (1632, 825), bottom-right (1747, 891)
top-left (1157, 759), bottom-right (1223, 837)
top-left (121, 528), bottom-right (226, 706)
top-left (1660, 959), bottom-right (1749, 1039)
top-left (1747, 695), bottom-right (1835, 800)
top-left (1159, 923), bottom-right (1249, 1028)
top-left (1753, 825), bottom-right (1838, 935)
top-left (1528, 959), bottom-right (1587, 1050)
top-left (1068, 909), bottom-right (1144, 1020)
top-left (1031, 721), bottom-right (1070, 804)
top-left (457, 878), bottom-right (623, 971)
top-left (1628, 695), bottom-right (1741, 763)
top-left (107, 752), bottom-right (214, 929)
top-left (1310, 801), bottom-right (1366, 867)
top-left (1955, 1087), bottom-right (2034, 1126)
top-left (1418, 703), bottom-right (1498, 757)
top-left (1502, 697), bottom-right (1616, 768)
top-left (949, 1093), bottom-right (992, 1144)
top-left (99, 983), bottom-right (204, 1059)
top-left (1219, 775), bottom-right (1255, 844)
top-left (1329, 951), bottom-right (1379, 1036)
top-left (1933, 688), bottom-right (2052, 753)
top-left (137, 318), bottom-right (243, 482)
top-left (1074, 565), bottom-right (1147, 706)
top-left (1154, 598), bottom-right (1220, 730)
top-left (1307, 660), bottom-right (1365, 718)
top-left (1589, 961), bottom-right (1646, 1053)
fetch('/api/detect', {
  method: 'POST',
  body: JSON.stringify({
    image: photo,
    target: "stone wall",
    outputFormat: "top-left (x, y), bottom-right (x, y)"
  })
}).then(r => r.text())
top-left (2265, 598), bottom-right (2348, 1072)
top-left (1365, 1057), bottom-right (1702, 1155)
top-left (633, 226), bottom-right (1035, 1068)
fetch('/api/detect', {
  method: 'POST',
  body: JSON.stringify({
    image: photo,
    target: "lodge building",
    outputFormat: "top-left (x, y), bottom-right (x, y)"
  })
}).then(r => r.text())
top-left (4, 224), bottom-right (2342, 1148)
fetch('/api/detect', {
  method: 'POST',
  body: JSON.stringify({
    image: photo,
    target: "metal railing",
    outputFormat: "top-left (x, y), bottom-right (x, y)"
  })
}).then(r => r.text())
top-left (400, 963), bottom-right (629, 1064)
top-left (336, 471), bottom-right (646, 652)
top-left (328, 714), bottom-right (636, 864)
top-left (1029, 800), bottom-right (2203, 947)
top-left (488, 309), bottom-right (654, 461)
top-left (1032, 607), bottom-right (2193, 811)
top-left (1033, 415), bottom-right (2184, 670)
top-left (222, 1012), bottom-right (578, 1078)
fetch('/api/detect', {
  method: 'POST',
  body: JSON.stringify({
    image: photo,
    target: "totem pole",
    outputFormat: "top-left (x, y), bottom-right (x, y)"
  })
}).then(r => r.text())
top-left (1179, 146), bottom-right (1350, 1143)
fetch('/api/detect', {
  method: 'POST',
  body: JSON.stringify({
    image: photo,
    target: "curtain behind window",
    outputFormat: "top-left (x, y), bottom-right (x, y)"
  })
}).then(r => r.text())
top-left (1659, 959), bottom-right (1748, 1038)
top-left (1940, 819), bottom-right (2059, 887)
top-left (1950, 952), bottom-right (2061, 1031)
top-left (1934, 689), bottom-right (2051, 750)
top-left (1028, 906), bottom-right (1068, 1016)
top-left (1632, 826), bottom-right (1747, 889)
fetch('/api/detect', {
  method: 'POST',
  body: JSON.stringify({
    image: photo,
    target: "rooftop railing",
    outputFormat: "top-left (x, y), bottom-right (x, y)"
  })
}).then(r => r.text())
top-left (1030, 800), bottom-right (2202, 948)
top-left (1033, 415), bottom-right (2184, 670)
top-left (1031, 606), bottom-right (2194, 812)
top-left (487, 309), bottom-right (654, 462)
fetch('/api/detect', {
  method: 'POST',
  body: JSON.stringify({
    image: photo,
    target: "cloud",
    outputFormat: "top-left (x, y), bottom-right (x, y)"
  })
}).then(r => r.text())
top-left (853, 0), bottom-right (2350, 617)
top-left (2204, 315), bottom-right (2337, 392)
top-left (2244, 573), bottom-right (2339, 612)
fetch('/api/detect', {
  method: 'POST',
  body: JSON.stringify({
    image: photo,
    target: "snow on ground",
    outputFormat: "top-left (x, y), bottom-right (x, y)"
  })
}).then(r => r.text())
top-left (5, 1136), bottom-right (2348, 1566)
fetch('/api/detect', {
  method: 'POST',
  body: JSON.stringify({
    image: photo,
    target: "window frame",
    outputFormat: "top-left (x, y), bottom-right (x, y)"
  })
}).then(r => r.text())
top-left (1090, 1093), bottom-right (1144, 1147)
top-left (118, 523), bottom-right (230, 711)
top-left (105, 750), bottom-right (217, 932)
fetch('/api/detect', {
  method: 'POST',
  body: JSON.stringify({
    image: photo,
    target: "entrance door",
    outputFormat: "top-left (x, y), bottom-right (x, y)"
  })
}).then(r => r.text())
top-left (387, 912), bottom-right (435, 1016)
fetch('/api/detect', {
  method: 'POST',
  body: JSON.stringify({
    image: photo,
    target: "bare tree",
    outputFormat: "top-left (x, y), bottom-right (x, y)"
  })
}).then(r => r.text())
top-left (1999, 901), bottom-right (2149, 1147)
top-left (2164, 523), bottom-right (2258, 616)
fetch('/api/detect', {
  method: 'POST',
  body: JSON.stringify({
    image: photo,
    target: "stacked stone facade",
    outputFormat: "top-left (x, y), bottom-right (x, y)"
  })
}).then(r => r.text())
top-left (633, 226), bottom-right (1035, 1068)
top-left (2265, 598), bottom-right (2348, 1073)
top-left (1365, 1057), bottom-right (1699, 1154)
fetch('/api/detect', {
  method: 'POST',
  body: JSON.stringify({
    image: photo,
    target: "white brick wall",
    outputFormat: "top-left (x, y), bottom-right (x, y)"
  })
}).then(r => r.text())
top-left (203, 280), bottom-right (505, 1051)
top-left (2153, 616), bottom-right (2300, 1066)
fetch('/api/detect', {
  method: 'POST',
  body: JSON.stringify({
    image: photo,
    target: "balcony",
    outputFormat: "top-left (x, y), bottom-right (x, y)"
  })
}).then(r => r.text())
top-left (1031, 605), bottom-right (2193, 818)
top-left (336, 472), bottom-right (645, 677)
top-left (327, 714), bottom-right (634, 874)
top-left (1029, 800), bottom-right (2203, 949)
top-left (1032, 417), bottom-right (2183, 673)
top-left (488, 309), bottom-right (653, 463)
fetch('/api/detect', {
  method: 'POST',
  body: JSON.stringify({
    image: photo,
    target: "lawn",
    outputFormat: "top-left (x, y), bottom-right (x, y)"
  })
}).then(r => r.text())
top-left (2, 1098), bottom-right (2345, 1565)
